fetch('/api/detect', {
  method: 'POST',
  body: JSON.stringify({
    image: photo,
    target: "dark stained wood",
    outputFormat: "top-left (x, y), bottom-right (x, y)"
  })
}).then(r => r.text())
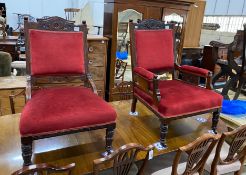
top-left (93, 143), bottom-right (153, 175)
top-left (11, 163), bottom-right (75, 175)
top-left (211, 125), bottom-right (246, 175)
top-left (21, 16), bottom-right (116, 166)
top-left (0, 100), bottom-right (227, 175)
top-left (129, 19), bottom-right (222, 148)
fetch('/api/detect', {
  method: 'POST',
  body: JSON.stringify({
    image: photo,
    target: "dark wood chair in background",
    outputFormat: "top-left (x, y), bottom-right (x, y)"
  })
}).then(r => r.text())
top-left (205, 125), bottom-right (246, 175)
top-left (151, 133), bottom-right (218, 175)
top-left (222, 25), bottom-right (246, 100)
top-left (64, 8), bottom-right (80, 21)
top-left (93, 143), bottom-right (153, 175)
top-left (11, 163), bottom-right (75, 175)
top-left (129, 19), bottom-right (223, 149)
top-left (20, 16), bottom-right (117, 166)
top-left (202, 29), bottom-right (246, 99)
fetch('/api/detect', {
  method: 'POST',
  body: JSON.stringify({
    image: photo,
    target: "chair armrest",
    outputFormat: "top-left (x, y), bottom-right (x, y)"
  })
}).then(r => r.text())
top-left (175, 64), bottom-right (213, 89)
top-left (133, 67), bottom-right (155, 80)
top-left (178, 65), bottom-right (211, 78)
top-left (86, 74), bottom-right (98, 95)
top-left (9, 89), bottom-right (26, 114)
top-left (133, 67), bottom-right (161, 105)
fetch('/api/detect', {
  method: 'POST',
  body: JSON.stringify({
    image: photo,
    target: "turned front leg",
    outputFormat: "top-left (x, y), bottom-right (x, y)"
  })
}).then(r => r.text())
top-left (105, 123), bottom-right (116, 154)
top-left (21, 137), bottom-right (33, 166)
top-left (212, 110), bottom-right (220, 134)
top-left (160, 122), bottom-right (168, 148)
top-left (131, 96), bottom-right (138, 113)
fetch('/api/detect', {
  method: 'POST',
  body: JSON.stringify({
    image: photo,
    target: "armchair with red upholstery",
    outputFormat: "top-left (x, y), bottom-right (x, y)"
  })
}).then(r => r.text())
top-left (20, 17), bottom-right (117, 166)
top-left (129, 19), bottom-right (223, 149)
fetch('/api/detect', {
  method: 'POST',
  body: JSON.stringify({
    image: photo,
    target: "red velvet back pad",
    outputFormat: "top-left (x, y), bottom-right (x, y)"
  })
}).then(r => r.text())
top-left (29, 29), bottom-right (85, 75)
top-left (135, 30), bottom-right (174, 72)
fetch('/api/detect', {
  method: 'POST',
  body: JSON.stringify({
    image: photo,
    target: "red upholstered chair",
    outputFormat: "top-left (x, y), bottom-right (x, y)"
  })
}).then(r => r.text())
top-left (20, 17), bottom-right (116, 166)
top-left (129, 19), bottom-right (223, 149)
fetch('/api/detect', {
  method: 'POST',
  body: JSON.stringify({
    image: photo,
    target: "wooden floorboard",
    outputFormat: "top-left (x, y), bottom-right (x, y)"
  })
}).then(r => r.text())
top-left (0, 100), bottom-right (227, 175)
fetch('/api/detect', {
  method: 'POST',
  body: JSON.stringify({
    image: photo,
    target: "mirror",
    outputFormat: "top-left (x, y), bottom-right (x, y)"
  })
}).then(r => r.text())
top-left (114, 9), bottom-right (143, 86)
top-left (163, 13), bottom-right (184, 63)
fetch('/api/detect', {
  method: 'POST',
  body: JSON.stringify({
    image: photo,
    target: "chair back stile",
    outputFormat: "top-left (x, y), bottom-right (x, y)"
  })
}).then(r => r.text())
top-left (23, 16), bottom-right (89, 99)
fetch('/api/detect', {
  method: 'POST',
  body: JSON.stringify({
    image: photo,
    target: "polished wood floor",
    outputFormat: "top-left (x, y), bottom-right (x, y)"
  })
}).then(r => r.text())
top-left (0, 100), bottom-right (227, 175)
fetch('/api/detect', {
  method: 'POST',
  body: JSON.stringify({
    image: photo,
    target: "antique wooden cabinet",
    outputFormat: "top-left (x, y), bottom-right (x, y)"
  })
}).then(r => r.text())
top-left (88, 35), bottom-right (108, 99)
top-left (103, 0), bottom-right (196, 101)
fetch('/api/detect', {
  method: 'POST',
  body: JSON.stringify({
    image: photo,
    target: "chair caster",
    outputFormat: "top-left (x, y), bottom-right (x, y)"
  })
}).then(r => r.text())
top-left (208, 130), bottom-right (217, 135)
top-left (101, 149), bottom-right (114, 157)
top-left (154, 142), bottom-right (167, 151)
top-left (129, 111), bottom-right (138, 116)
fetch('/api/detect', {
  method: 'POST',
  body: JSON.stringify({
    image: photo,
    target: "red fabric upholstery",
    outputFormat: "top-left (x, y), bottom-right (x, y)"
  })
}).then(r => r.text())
top-left (29, 30), bottom-right (85, 75)
top-left (135, 30), bottom-right (174, 72)
top-left (134, 67), bottom-right (155, 80)
top-left (180, 65), bottom-right (210, 77)
top-left (20, 87), bottom-right (117, 136)
top-left (134, 80), bottom-right (223, 118)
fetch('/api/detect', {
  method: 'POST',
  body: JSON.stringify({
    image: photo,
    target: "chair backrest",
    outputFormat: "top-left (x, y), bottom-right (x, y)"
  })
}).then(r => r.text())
top-left (11, 163), bottom-right (75, 175)
top-left (24, 16), bottom-right (88, 94)
top-left (211, 125), bottom-right (246, 173)
top-left (172, 133), bottom-right (218, 175)
top-left (64, 8), bottom-right (80, 21)
top-left (130, 19), bottom-right (175, 73)
top-left (93, 143), bottom-right (153, 175)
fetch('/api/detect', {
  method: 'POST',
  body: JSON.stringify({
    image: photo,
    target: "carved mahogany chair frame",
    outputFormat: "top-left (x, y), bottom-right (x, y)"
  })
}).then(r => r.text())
top-left (93, 143), bottom-right (153, 175)
top-left (11, 163), bottom-right (75, 175)
top-left (21, 16), bottom-right (116, 166)
top-left (210, 125), bottom-right (246, 175)
top-left (172, 133), bottom-right (218, 175)
top-left (129, 19), bottom-right (221, 148)
top-left (208, 29), bottom-right (246, 99)
top-left (222, 24), bottom-right (246, 100)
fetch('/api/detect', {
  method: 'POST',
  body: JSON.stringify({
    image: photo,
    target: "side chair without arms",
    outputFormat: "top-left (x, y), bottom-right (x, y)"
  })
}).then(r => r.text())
top-left (129, 19), bottom-right (223, 149)
top-left (11, 163), bottom-right (75, 175)
top-left (205, 125), bottom-right (246, 175)
top-left (151, 133), bottom-right (219, 175)
top-left (20, 16), bottom-right (117, 166)
top-left (93, 143), bottom-right (154, 175)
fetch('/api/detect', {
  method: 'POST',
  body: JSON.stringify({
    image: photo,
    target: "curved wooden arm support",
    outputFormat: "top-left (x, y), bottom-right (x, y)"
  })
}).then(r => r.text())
top-left (86, 74), bottom-right (98, 95)
top-left (11, 163), bottom-right (75, 175)
top-left (9, 89), bottom-right (26, 114)
top-left (175, 63), bottom-right (213, 90)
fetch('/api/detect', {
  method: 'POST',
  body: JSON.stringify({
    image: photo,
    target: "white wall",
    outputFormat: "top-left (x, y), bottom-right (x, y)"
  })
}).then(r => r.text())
top-left (1, 0), bottom-right (81, 29)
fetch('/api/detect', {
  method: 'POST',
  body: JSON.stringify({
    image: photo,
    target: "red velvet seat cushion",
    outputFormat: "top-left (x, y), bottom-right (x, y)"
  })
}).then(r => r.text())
top-left (20, 87), bottom-right (117, 136)
top-left (135, 30), bottom-right (174, 72)
top-left (29, 30), bottom-right (85, 75)
top-left (134, 80), bottom-right (223, 118)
